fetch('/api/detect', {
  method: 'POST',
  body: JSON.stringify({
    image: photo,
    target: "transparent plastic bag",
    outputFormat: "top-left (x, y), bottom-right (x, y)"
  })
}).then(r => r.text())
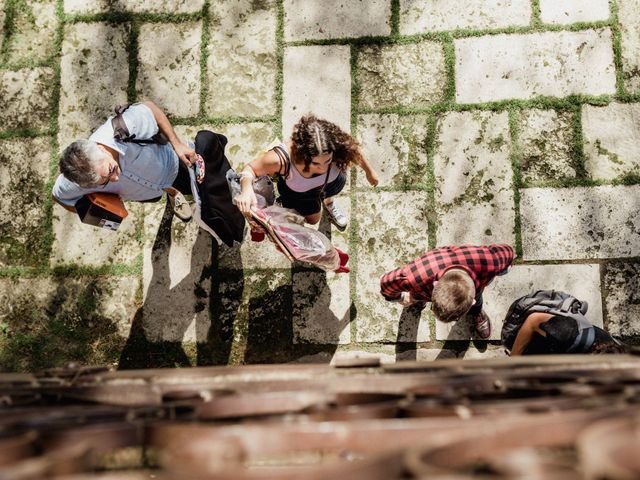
top-left (226, 169), bottom-right (345, 272)
top-left (261, 205), bottom-right (340, 271)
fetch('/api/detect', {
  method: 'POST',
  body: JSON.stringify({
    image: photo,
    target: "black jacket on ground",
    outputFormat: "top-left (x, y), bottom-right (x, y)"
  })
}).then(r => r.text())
top-left (194, 130), bottom-right (245, 247)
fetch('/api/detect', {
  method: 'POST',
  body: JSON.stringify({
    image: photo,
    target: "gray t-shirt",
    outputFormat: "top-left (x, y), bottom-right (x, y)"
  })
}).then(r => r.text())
top-left (52, 103), bottom-right (179, 206)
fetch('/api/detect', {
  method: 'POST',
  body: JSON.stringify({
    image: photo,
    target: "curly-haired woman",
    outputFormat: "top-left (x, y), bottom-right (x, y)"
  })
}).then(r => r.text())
top-left (235, 115), bottom-right (379, 231)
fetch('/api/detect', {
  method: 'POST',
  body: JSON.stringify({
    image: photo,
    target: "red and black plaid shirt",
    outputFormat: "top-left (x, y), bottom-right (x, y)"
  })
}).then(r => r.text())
top-left (380, 244), bottom-right (515, 302)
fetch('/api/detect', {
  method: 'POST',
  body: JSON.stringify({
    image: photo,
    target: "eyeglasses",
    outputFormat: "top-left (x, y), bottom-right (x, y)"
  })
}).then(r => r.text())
top-left (99, 163), bottom-right (118, 188)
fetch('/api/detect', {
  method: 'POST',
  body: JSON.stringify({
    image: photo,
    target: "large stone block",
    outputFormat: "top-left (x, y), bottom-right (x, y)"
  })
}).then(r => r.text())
top-left (142, 202), bottom-right (213, 343)
top-left (436, 264), bottom-right (603, 341)
top-left (357, 41), bottom-right (447, 110)
top-left (455, 29), bottom-right (616, 103)
top-left (354, 191), bottom-right (430, 343)
top-left (400, 0), bottom-right (531, 34)
top-left (283, 45), bottom-right (351, 135)
top-left (619, 0), bottom-right (640, 93)
top-left (583, 103), bottom-right (640, 180)
top-left (604, 262), bottom-right (640, 337)
top-left (58, 23), bottom-right (129, 150)
top-left (357, 114), bottom-right (429, 188)
top-left (0, 137), bottom-right (51, 266)
top-left (228, 270), bottom-right (294, 364)
top-left (206, 0), bottom-right (278, 117)
top-left (284, 0), bottom-right (391, 41)
top-left (517, 109), bottom-right (576, 183)
top-left (1, 67), bottom-right (55, 132)
top-left (136, 22), bottom-right (201, 118)
top-left (63, 0), bottom-right (203, 13)
top-left (50, 201), bottom-right (143, 267)
top-left (6, 0), bottom-right (59, 64)
top-left (293, 271), bottom-right (351, 344)
top-left (520, 185), bottom-right (640, 260)
top-left (292, 196), bottom-right (351, 344)
top-left (539, 0), bottom-right (609, 24)
top-left (0, 275), bottom-right (139, 371)
top-left (433, 111), bottom-right (516, 246)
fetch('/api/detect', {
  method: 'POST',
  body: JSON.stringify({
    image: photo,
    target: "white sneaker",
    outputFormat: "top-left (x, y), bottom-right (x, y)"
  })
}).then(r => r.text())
top-left (324, 201), bottom-right (347, 231)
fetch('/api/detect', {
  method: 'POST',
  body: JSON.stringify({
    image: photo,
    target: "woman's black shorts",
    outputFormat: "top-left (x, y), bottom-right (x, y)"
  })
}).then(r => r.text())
top-left (277, 172), bottom-right (347, 216)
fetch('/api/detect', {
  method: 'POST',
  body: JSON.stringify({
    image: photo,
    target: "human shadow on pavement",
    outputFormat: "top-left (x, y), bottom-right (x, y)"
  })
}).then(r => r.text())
top-left (118, 201), bottom-right (222, 369)
top-left (395, 304), bottom-right (428, 361)
top-left (243, 213), bottom-right (345, 364)
top-left (434, 313), bottom-right (488, 360)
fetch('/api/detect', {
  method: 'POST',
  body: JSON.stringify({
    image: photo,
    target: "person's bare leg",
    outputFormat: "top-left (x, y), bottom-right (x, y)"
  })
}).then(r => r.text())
top-left (304, 212), bottom-right (321, 224)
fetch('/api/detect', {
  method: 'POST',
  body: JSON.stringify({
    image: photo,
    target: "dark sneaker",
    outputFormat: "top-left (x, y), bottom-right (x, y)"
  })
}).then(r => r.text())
top-left (324, 201), bottom-right (347, 231)
top-left (473, 309), bottom-right (492, 339)
top-left (168, 191), bottom-right (192, 222)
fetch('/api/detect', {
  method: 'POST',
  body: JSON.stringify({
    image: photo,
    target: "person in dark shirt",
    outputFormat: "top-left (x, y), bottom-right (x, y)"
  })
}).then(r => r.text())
top-left (509, 312), bottom-right (626, 356)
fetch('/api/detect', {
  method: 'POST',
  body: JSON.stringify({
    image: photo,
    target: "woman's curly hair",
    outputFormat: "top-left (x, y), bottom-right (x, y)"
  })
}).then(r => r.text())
top-left (290, 115), bottom-right (363, 172)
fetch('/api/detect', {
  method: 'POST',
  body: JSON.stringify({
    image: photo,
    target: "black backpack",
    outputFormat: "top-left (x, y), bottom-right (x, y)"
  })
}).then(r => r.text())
top-left (501, 290), bottom-right (592, 352)
top-left (111, 104), bottom-right (168, 145)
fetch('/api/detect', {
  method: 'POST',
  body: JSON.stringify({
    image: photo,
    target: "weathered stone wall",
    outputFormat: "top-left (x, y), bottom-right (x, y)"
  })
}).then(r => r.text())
top-left (1, 0), bottom-right (639, 371)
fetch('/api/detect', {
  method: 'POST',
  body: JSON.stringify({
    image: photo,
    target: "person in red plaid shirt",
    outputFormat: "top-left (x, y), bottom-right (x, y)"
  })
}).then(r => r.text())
top-left (380, 244), bottom-right (515, 339)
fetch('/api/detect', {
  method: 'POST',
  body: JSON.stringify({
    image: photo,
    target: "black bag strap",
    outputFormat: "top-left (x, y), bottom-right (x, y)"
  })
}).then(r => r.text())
top-left (271, 145), bottom-right (291, 177)
top-left (111, 104), bottom-right (168, 145)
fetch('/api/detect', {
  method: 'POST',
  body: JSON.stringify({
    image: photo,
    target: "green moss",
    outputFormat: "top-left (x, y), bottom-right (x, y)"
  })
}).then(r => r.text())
top-left (423, 114), bottom-right (438, 250)
top-left (508, 108), bottom-right (523, 259)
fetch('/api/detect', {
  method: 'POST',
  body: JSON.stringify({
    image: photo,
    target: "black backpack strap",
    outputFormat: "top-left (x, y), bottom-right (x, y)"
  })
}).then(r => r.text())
top-left (271, 145), bottom-right (291, 177)
top-left (112, 104), bottom-right (133, 142)
top-left (111, 104), bottom-right (168, 145)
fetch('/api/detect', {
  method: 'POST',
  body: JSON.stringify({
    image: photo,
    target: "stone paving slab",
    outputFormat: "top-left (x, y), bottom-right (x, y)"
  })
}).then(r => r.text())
top-left (142, 202), bottom-right (213, 343)
top-left (436, 264), bottom-right (603, 341)
top-left (0, 137), bottom-right (51, 267)
top-left (520, 185), bottom-right (640, 260)
top-left (58, 22), bottom-right (129, 150)
top-left (455, 29), bottom-right (617, 103)
top-left (284, 0), bottom-right (391, 41)
top-left (539, 0), bottom-right (609, 25)
top-left (619, 0), bottom-right (640, 93)
top-left (0, 275), bottom-right (138, 370)
top-left (582, 103), bottom-right (640, 180)
top-left (1, 67), bottom-right (55, 132)
top-left (136, 22), bottom-right (201, 118)
top-left (63, 0), bottom-right (203, 14)
top-left (433, 110), bottom-right (516, 246)
top-left (400, 0), bottom-right (531, 34)
top-left (357, 114), bottom-right (429, 188)
top-left (50, 202), bottom-right (143, 267)
top-left (206, 0), bottom-right (278, 118)
top-left (283, 45), bottom-right (351, 135)
top-left (6, 0), bottom-right (59, 65)
top-left (517, 109), bottom-right (576, 183)
top-left (354, 191), bottom-right (431, 343)
top-left (357, 41), bottom-right (447, 110)
top-left (293, 271), bottom-right (351, 344)
top-left (604, 263), bottom-right (640, 337)
top-left (293, 196), bottom-right (351, 344)
top-left (234, 269), bottom-right (293, 363)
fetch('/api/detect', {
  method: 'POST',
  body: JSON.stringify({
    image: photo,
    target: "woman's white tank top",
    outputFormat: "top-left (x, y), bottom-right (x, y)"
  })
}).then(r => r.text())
top-left (277, 142), bottom-right (341, 192)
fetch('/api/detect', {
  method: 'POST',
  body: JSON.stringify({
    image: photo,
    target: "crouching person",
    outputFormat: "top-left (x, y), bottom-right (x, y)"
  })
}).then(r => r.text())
top-left (502, 290), bottom-right (627, 355)
top-left (380, 244), bottom-right (515, 339)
